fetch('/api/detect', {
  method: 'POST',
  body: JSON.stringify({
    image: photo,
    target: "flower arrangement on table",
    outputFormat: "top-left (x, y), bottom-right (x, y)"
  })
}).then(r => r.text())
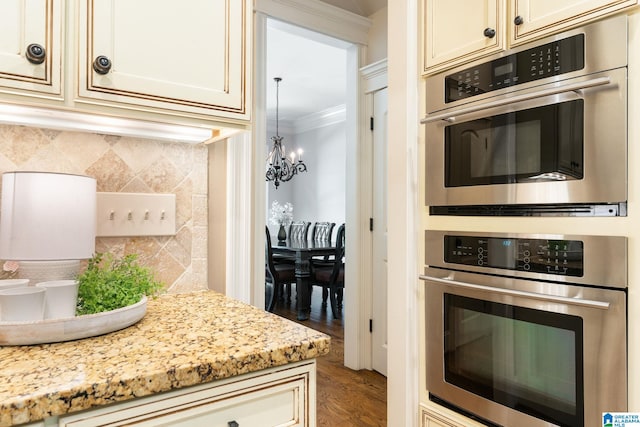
top-left (269, 200), bottom-right (294, 241)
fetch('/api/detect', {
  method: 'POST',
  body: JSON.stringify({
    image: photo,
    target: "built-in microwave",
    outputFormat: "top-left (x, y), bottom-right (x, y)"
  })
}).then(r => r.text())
top-left (422, 15), bottom-right (627, 216)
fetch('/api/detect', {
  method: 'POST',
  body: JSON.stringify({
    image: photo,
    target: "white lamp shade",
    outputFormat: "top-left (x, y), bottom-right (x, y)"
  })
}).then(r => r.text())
top-left (0, 172), bottom-right (97, 260)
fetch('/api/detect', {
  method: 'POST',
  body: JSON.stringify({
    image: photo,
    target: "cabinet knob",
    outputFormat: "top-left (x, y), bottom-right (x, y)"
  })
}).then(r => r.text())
top-left (514, 15), bottom-right (524, 25)
top-left (483, 28), bottom-right (496, 38)
top-left (93, 55), bottom-right (112, 74)
top-left (227, 422), bottom-right (239, 427)
top-left (25, 43), bottom-right (46, 65)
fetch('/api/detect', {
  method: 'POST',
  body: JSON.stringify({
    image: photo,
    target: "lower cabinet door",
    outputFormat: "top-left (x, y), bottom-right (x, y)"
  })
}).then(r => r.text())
top-left (421, 405), bottom-right (483, 427)
top-left (60, 364), bottom-right (313, 427)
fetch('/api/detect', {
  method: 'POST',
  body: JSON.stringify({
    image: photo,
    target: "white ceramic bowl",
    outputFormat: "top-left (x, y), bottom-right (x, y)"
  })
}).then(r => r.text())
top-left (0, 279), bottom-right (30, 290)
top-left (36, 280), bottom-right (79, 319)
top-left (0, 286), bottom-right (45, 322)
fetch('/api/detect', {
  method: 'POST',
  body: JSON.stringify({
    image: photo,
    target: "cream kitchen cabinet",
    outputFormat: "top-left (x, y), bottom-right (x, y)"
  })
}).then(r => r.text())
top-left (75, 0), bottom-right (250, 122)
top-left (421, 0), bottom-right (505, 75)
top-left (56, 361), bottom-right (315, 427)
top-left (0, 0), bottom-right (62, 98)
top-left (511, 0), bottom-right (637, 44)
top-left (421, 406), bottom-right (485, 427)
top-left (421, 0), bottom-right (637, 75)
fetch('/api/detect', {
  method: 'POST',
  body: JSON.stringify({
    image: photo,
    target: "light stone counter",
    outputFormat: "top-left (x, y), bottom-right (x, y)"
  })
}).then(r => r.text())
top-left (0, 291), bottom-right (330, 427)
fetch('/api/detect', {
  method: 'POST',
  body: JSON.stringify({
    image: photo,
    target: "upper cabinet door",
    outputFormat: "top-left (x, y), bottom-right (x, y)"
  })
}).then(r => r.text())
top-left (0, 0), bottom-right (62, 97)
top-left (510, 0), bottom-right (638, 45)
top-left (422, 0), bottom-right (505, 75)
top-left (77, 0), bottom-right (249, 121)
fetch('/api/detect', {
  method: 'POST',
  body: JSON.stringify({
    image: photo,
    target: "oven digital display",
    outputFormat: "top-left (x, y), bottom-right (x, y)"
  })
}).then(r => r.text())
top-left (444, 235), bottom-right (584, 276)
top-left (487, 238), bottom-right (517, 269)
top-left (494, 62), bottom-right (513, 77)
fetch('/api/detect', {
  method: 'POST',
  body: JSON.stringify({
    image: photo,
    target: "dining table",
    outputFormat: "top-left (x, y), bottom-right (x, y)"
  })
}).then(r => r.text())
top-left (271, 238), bottom-right (335, 321)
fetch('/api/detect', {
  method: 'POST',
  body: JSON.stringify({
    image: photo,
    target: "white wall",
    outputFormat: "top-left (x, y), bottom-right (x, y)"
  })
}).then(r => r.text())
top-left (293, 120), bottom-right (346, 230)
top-left (388, 0), bottom-right (420, 425)
top-left (367, 7), bottom-right (388, 65)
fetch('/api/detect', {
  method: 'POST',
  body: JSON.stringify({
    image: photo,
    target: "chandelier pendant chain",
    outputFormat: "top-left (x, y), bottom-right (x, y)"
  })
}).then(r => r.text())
top-left (265, 77), bottom-right (307, 189)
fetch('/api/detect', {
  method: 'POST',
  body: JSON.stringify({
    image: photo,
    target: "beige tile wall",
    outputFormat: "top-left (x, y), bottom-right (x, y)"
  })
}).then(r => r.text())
top-left (0, 124), bottom-right (208, 293)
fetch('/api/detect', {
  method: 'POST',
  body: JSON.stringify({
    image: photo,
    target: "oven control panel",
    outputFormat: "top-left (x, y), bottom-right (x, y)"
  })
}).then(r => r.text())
top-left (444, 235), bottom-right (584, 276)
top-left (444, 33), bottom-right (585, 103)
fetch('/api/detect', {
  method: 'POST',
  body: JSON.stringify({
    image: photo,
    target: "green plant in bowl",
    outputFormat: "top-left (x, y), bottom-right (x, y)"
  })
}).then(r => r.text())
top-left (76, 253), bottom-right (164, 315)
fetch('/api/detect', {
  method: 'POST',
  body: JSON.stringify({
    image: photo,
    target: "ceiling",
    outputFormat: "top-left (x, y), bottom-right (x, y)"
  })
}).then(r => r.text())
top-left (266, 20), bottom-right (348, 124)
top-left (319, 0), bottom-right (386, 17)
top-left (266, 0), bottom-right (386, 126)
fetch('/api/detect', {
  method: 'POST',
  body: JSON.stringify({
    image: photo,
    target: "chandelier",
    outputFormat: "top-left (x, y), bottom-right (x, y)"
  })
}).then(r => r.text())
top-left (265, 77), bottom-right (307, 189)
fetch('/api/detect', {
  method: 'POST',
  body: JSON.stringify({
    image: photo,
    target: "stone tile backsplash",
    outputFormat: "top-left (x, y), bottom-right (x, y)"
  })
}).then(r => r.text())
top-left (0, 124), bottom-right (208, 293)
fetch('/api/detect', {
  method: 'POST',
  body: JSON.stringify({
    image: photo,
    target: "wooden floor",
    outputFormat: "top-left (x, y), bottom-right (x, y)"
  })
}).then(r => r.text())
top-left (273, 286), bottom-right (387, 427)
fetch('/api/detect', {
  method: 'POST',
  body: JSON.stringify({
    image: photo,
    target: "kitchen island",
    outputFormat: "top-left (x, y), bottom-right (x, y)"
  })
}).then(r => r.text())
top-left (0, 291), bottom-right (330, 427)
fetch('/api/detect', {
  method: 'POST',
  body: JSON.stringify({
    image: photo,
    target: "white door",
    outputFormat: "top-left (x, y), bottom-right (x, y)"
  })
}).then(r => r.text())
top-left (371, 87), bottom-right (388, 376)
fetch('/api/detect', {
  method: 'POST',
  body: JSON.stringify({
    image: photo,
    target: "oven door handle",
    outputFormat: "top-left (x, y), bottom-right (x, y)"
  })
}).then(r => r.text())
top-left (420, 76), bottom-right (611, 124)
top-left (419, 275), bottom-right (611, 309)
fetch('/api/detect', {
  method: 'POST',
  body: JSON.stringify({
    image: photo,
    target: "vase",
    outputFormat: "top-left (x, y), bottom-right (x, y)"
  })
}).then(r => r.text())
top-left (277, 224), bottom-right (287, 242)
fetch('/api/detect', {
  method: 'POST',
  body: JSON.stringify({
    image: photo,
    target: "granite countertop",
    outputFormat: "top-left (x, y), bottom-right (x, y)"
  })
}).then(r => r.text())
top-left (0, 291), bottom-right (330, 427)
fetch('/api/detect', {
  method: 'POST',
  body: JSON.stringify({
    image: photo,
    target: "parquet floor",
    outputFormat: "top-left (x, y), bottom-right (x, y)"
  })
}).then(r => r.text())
top-left (273, 286), bottom-right (387, 427)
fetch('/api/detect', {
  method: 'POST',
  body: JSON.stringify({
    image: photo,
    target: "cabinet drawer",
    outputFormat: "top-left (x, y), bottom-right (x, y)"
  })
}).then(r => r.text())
top-left (60, 365), bottom-right (313, 427)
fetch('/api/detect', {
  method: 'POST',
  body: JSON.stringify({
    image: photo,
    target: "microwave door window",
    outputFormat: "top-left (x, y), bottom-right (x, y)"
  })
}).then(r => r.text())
top-left (444, 100), bottom-right (584, 188)
top-left (466, 124), bottom-right (518, 180)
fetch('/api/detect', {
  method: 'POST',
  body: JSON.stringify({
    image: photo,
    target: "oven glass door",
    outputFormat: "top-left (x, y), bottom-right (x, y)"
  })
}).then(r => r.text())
top-left (444, 293), bottom-right (584, 427)
top-left (445, 100), bottom-right (583, 187)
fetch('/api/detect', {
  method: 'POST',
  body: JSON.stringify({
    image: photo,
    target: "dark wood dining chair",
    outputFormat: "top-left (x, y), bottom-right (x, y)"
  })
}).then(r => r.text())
top-left (311, 222), bottom-right (335, 243)
top-left (310, 221), bottom-right (336, 303)
top-left (265, 226), bottom-right (296, 312)
top-left (311, 223), bottom-right (345, 319)
top-left (288, 221), bottom-right (310, 240)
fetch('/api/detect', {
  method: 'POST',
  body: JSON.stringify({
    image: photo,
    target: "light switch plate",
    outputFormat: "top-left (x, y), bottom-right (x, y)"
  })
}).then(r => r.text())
top-left (96, 192), bottom-right (176, 237)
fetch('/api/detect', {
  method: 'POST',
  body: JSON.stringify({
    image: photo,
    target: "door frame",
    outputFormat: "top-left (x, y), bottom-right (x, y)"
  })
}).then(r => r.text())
top-left (240, 0), bottom-right (372, 370)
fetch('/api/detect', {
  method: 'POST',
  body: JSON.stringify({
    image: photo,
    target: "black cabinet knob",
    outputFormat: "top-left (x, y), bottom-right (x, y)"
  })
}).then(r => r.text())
top-left (228, 421), bottom-right (239, 427)
top-left (483, 27), bottom-right (496, 38)
top-left (25, 43), bottom-right (46, 64)
top-left (93, 55), bottom-right (112, 74)
top-left (514, 15), bottom-right (524, 25)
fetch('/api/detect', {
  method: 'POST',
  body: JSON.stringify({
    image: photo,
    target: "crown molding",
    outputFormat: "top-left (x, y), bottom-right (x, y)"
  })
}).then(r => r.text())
top-left (294, 104), bottom-right (346, 134)
top-left (267, 104), bottom-right (346, 136)
top-left (255, 0), bottom-right (372, 45)
top-left (361, 58), bottom-right (388, 93)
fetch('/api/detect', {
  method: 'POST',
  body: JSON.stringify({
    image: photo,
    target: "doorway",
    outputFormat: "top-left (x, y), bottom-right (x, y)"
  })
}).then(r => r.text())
top-left (252, 0), bottom-right (376, 373)
top-left (264, 18), bottom-right (349, 238)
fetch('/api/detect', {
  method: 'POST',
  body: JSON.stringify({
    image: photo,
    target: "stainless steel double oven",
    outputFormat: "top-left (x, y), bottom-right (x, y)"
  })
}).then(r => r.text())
top-left (421, 15), bottom-right (629, 427)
